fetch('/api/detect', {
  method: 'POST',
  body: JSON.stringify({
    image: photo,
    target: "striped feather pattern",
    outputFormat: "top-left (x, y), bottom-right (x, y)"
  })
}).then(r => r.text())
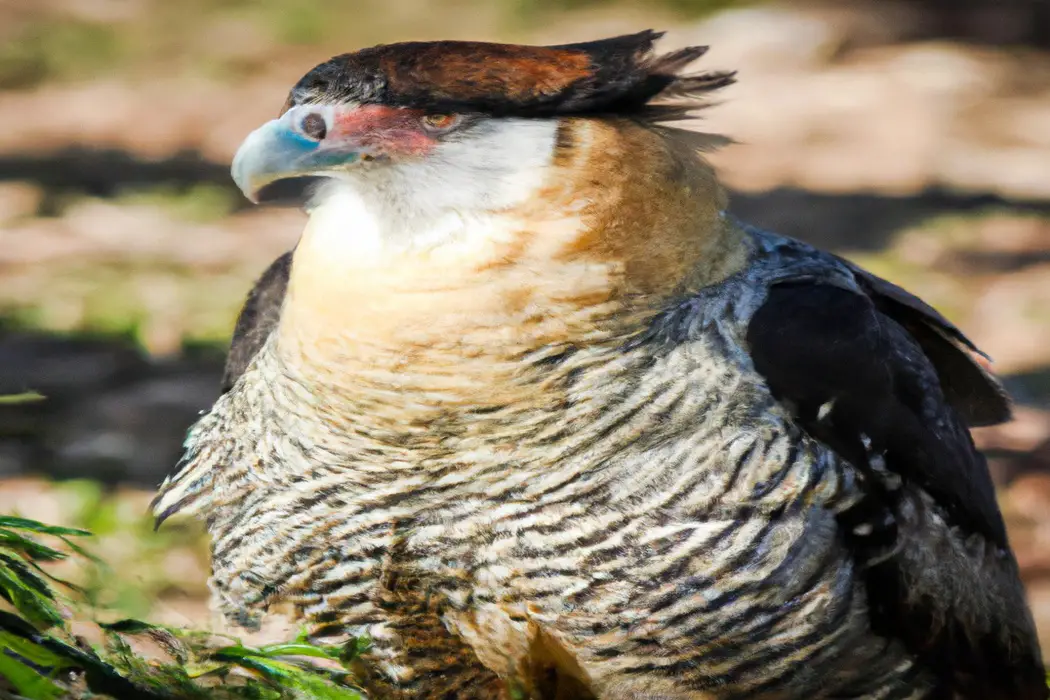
top-left (153, 230), bottom-right (948, 698)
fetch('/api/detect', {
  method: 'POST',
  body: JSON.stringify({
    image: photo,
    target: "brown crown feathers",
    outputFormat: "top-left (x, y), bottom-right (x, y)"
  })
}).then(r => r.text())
top-left (280, 30), bottom-right (736, 122)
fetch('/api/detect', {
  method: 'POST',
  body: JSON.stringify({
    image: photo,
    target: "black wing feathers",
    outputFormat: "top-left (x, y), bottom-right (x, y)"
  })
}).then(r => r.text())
top-left (746, 281), bottom-right (1046, 699)
top-left (839, 257), bottom-right (1012, 427)
top-left (747, 282), bottom-right (1006, 545)
top-left (222, 251), bottom-right (292, 393)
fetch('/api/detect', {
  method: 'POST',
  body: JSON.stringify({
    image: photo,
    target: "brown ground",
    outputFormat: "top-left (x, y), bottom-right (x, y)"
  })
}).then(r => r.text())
top-left (2, 0), bottom-right (1050, 662)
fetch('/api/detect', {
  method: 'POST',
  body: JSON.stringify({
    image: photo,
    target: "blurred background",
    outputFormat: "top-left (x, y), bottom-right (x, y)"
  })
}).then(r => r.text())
top-left (1, 0), bottom-right (1049, 656)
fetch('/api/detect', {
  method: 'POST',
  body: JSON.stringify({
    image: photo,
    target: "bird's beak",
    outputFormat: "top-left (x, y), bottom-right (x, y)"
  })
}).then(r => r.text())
top-left (231, 104), bottom-right (369, 203)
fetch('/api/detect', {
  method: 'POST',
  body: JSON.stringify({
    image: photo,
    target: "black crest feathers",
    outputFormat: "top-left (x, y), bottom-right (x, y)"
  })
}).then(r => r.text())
top-left (282, 30), bottom-right (736, 120)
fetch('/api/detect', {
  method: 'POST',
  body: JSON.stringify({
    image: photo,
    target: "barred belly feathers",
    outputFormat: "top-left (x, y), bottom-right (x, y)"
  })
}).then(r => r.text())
top-left (153, 31), bottom-right (1047, 699)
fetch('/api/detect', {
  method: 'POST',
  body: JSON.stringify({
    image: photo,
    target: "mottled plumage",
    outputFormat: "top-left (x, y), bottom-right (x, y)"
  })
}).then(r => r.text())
top-left (154, 32), bottom-right (1046, 699)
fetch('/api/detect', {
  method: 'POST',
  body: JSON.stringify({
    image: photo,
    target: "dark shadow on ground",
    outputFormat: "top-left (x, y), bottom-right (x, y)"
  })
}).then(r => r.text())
top-left (728, 189), bottom-right (1050, 253)
top-left (0, 148), bottom-right (233, 214)
top-left (935, 249), bottom-right (1050, 275)
top-left (0, 327), bottom-right (225, 487)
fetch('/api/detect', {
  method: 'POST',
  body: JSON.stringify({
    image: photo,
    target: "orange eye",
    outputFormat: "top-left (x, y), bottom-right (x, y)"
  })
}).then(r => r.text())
top-left (421, 114), bottom-right (460, 131)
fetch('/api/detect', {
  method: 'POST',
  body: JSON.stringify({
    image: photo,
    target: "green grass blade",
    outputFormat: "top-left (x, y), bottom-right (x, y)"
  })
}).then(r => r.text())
top-left (0, 650), bottom-right (65, 699)
top-left (0, 391), bottom-right (45, 405)
top-left (55, 535), bottom-right (104, 564)
top-left (0, 516), bottom-right (92, 538)
top-left (0, 631), bottom-right (74, 669)
top-left (232, 656), bottom-right (364, 700)
top-left (0, 513), bottom-right (371, 699)
top-left (0, 555), bottom-right (64, 628)
top-left (254, 643), bottom-right (341, 660)
top-left (0, 529), bottom-right (69, 561)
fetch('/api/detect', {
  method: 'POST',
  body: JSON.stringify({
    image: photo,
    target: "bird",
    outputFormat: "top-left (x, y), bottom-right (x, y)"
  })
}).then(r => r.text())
top-left (152, 30), bottom-right (1047, 699)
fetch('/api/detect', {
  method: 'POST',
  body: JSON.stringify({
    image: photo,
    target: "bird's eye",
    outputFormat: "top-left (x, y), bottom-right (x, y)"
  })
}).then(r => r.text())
top-left (299, 112), bottom-right (327, 140)
top-left (421, 114), bottom-right (461, 132)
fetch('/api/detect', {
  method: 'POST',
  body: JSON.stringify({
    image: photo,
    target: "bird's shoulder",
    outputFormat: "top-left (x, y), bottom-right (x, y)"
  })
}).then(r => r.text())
top-left (222, 250), bottom-right (293, 394)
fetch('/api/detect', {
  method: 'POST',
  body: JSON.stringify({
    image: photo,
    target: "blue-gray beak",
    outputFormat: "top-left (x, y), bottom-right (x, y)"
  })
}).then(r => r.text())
top-left (231, 105), bottom-right (366, 203)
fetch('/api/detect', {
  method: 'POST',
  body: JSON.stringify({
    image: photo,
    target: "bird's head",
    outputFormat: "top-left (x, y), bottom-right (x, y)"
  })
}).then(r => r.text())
top-left (232, 31), bottom-right (735, 251)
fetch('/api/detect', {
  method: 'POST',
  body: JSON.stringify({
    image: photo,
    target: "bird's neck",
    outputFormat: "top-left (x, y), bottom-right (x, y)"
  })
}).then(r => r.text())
top-left (278, 119), bottom-right (747, 387)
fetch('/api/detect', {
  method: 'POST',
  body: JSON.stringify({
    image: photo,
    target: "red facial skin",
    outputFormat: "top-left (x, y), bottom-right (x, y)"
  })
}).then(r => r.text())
top-left (328, 105), bottom-right (439, 158)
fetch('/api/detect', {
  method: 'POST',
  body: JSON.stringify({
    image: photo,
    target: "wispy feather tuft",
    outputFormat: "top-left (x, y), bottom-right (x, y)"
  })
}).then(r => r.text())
top-left (284, 30), bottom-right (736, 122)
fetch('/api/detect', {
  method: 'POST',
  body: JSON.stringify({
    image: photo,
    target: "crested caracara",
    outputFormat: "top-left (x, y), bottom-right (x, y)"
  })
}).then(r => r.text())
top-left (153, 31), bottom-right (1047, 700)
